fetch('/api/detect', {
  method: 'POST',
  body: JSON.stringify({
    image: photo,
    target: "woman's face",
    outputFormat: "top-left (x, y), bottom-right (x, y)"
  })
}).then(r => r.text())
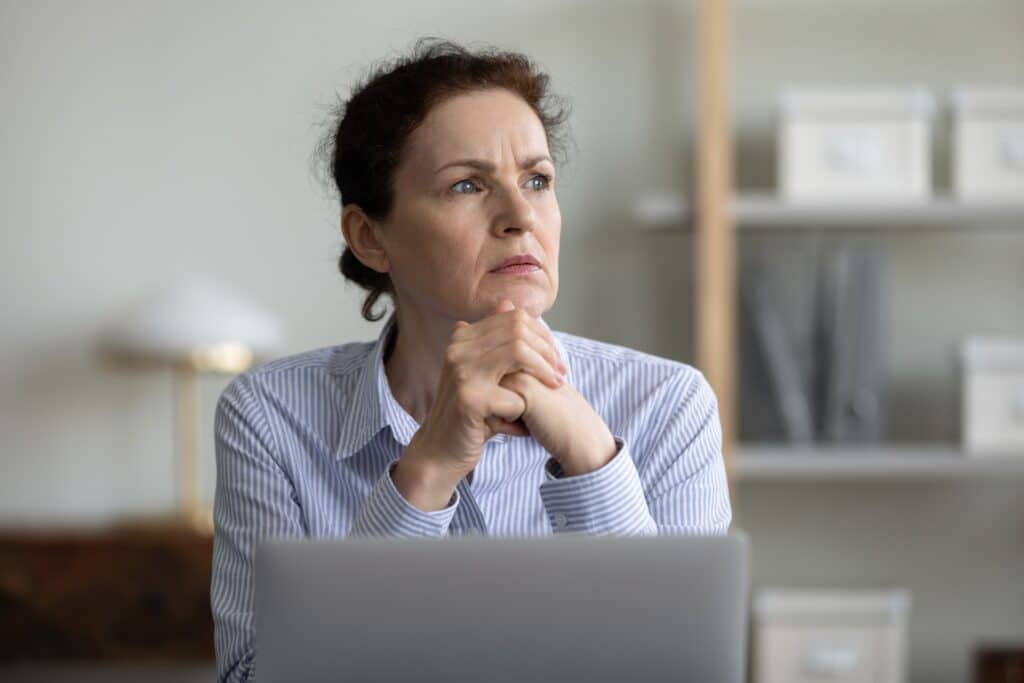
top-left (378, 88), bottom-right (560, 324)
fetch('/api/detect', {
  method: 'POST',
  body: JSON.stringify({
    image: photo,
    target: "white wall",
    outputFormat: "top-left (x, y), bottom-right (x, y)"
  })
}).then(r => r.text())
top-left (0, 0), bottom-right (688, 522)
top-left (2, 1), bottom-right (1022, 681)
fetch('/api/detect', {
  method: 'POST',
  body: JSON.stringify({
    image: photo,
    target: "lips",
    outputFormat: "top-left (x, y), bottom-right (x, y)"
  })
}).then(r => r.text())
top-left (490, 254), bottom-right (541, 271)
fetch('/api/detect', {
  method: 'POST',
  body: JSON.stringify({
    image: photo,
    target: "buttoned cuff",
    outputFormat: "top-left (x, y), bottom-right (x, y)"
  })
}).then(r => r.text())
top-left (351, 460), bottom-right (459, 537)
top-left (538, 437), bottom-right (658, 535)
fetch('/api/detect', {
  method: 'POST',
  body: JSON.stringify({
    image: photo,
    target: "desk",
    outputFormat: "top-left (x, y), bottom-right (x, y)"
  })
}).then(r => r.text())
top-left (0, 526), bottom-right (214, 663)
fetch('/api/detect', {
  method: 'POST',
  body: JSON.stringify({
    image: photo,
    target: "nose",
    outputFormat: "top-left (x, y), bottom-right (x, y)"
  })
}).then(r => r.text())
top-left (490, 184), bottom-right (537, 237)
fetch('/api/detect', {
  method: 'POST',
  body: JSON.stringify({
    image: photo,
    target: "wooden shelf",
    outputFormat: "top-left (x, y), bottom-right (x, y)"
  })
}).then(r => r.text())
top-left (733, 443), bottom-right (1024, 481)
top-left (634, 192), bottom-right (1024, 230)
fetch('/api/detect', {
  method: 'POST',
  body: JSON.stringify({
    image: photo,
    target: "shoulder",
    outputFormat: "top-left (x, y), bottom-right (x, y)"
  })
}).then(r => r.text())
top-left (216, 341), bottom-right (373, 409)
top-left (552, 329), bottom-right (715, 406)
top-left (552, 331), bottom-right (720, 465)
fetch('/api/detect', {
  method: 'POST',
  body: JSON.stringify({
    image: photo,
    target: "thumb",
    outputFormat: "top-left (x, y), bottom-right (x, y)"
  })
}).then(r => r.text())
top-left (494, 298), bottom-right (516, 315)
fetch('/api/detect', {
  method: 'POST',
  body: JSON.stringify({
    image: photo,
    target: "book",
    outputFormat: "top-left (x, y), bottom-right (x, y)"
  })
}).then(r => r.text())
top-left (817, 247), bottom-right (886, 443)
top-left (742, 258), bottom-right (815, 443)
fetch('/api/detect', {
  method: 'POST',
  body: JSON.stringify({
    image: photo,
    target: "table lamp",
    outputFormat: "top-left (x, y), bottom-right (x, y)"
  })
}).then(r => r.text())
top-left (101, 277), bottom-right (283, 535)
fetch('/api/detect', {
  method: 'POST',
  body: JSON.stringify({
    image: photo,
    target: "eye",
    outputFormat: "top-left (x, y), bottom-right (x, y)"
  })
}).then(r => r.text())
top-left (450, 179), bottom-right (480, 194)
top-left (527, 174), bottom-right (553, 191)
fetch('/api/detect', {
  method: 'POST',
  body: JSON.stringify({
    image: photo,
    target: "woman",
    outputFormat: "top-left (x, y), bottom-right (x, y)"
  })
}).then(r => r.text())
top-left (211, 37), bottom-right (732, 682)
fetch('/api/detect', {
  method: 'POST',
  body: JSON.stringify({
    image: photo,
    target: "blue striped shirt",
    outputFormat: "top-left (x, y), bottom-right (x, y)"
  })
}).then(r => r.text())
top-left (211, 311), bottom-right (732, 682)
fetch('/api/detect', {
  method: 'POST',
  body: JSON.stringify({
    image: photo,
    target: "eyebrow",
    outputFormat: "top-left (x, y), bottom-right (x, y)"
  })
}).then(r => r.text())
top-left (434, 154), bottom-right (554, 175)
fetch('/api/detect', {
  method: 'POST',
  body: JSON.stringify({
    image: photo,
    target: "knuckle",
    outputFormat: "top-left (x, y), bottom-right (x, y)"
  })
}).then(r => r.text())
top-left (506, 374), bottom-right (528, 395)
top-left (451, 363), bottom-right (470, 384)
top-left (512, 339), bottom-right (530, 361)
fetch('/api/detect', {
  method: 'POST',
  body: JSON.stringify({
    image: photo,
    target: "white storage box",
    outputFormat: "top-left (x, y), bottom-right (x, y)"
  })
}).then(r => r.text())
top-left (961, 337), bottom-right (1024, 455)
top-left (753, 588), bottom-right (910, 683)
top-left (779, 88), bottom-right (936, 202)
top-left (952, 88), bottom-right (1024, 200)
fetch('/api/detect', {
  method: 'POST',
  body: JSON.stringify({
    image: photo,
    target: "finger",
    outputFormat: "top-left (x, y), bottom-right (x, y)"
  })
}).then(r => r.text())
top-left (485, 384), bottom-right (528, 423)
top-left (482, 338), bottom-right (564, 389)
top-left (505, 308), bottom-right (563, 368)
top-left (485, 415), bottom-right (530, 438)
top-left (448, 299), bottom-right (516, 343)
top-left (449, 319), bottom-right (472, 343)
top-left (450, 304), bottom-right (565, 375)
top-left (521, 321), bottom-right (567, 374)
top-left (494, 298), bottom-right (516, 314)
top-left (466, 319), bottom-right (566, 378)
top-left (504, 306), bottom-right (562, 365)
top-left (452, 303), bottom-right (565, 370)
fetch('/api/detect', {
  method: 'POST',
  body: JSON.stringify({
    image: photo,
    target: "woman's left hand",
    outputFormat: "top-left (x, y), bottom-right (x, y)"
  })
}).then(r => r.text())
top-left (491, 360), bottom-right (618, 477)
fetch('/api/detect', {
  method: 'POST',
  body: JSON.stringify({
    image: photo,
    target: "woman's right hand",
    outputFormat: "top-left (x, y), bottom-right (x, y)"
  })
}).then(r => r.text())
top-left (391, 299), bottom-right (568, 511)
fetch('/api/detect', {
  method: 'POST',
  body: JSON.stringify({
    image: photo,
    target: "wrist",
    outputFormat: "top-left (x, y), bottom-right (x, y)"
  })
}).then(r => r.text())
top-left (558, 432), bottom-right (618, 477)
top-left (392, 438), bottom-right (464, 512)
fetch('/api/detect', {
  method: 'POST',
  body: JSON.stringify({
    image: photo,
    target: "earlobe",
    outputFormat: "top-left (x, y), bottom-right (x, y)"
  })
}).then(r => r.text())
top-left (341, 206), bottom-right (390, 274)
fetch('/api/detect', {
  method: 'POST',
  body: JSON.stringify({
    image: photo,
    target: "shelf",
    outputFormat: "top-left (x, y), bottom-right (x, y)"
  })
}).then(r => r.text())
top-left (732, 443), bottom-right (1024, 481)
top-left (634, 192), bottom-right (1024, 230)
top-left (735, 194), bottom-right (1024, 228)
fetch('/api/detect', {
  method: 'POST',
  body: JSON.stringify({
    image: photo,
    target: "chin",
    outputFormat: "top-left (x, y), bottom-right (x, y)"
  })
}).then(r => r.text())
top-left (498, 291), bottom-right (551, 318)
top-left (463, 290), bottom-right (548, 321)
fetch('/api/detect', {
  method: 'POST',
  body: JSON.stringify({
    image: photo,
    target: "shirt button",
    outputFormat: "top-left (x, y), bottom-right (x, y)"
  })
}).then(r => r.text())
top-left (553, 512), bottom-right (569, 529)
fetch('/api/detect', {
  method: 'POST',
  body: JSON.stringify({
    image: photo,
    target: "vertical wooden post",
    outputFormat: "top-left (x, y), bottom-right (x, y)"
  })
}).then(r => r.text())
top-left (175, 364), bottom-right (201, 526)
top-left (695, 0), bottom-right (737, 495)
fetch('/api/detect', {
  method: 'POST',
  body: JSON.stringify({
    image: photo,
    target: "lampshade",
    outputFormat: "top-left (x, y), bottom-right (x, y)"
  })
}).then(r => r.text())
top-left (102, 277), bottom-right (284, 373)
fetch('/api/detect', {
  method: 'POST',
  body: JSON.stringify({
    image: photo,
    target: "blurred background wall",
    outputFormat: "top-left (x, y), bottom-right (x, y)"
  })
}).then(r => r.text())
top-left (2, 1), bottom-right (1022, 681)
top-left (1, 0), bottom-right (699, 524)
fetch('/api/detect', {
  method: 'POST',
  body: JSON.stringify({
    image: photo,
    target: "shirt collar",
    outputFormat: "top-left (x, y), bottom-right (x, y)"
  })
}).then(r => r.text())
top-left (333, 309), bottom-right (570, 461)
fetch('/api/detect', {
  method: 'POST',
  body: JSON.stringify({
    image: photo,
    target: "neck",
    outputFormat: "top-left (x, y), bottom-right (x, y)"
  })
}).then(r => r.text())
top-left (383, 305), bottom-right (455, 425)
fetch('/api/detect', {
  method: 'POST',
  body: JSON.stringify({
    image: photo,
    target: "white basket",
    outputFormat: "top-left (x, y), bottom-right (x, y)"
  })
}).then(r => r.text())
top-left (753, 588), bottom-right (911, 683)
top-left (778, 88), bottom-right (935, 202)
top-left (952, 88), bottom-right (1024, 200)
top-left (961, 337), bottom-right (1024, 455)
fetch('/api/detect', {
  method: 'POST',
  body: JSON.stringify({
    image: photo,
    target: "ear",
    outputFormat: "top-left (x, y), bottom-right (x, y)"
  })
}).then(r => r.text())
top-left (341, 205), bottom-right (390, 274)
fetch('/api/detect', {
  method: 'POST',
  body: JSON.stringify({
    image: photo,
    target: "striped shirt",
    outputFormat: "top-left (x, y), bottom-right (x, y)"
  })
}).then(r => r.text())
top-left (211, 311), bottom-right (732, 682)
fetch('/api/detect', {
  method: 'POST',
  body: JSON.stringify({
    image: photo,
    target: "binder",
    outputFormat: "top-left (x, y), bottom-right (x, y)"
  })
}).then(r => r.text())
top-left (742, 259), bottom-right (815, 443)
top-left (818, 247), bottom-right (886, 443)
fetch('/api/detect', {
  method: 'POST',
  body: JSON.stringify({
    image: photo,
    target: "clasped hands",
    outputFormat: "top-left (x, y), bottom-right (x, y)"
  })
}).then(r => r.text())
top-left (467, 299), bottom-right (617, 477)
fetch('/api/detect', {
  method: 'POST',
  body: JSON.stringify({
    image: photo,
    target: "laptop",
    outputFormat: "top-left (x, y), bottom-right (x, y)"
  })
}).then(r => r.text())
top-left (255, 531), bottom-right (750, 682)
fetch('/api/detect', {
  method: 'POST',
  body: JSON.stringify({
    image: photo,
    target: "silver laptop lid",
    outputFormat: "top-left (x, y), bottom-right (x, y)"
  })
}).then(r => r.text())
top-left (256, 532), bottom-right (749, 683)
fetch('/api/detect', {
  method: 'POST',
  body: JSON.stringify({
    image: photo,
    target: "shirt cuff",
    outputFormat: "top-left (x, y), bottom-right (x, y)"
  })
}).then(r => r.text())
top-left (538, 437), bottom-right (658, 535)
top-left (351, 460), bottom-right (459, 537)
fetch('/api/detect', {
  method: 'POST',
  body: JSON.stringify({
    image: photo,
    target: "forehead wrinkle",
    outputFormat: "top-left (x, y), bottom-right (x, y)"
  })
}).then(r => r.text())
top-left (410, 92), bottom-right (551, 178)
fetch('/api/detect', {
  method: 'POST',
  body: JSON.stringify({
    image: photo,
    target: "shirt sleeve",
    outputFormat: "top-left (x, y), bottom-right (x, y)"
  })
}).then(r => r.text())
top-left (350, 459), bottom-right (460, 537)
top-left (638, 369), bottom-right (732, 535)
top-left (211, 377), bottom-right (462, 682)
top-left (538, 368), bottom-right (732, 536)
top-left (211, 374), bottom-right (305, 683)
top-left (538, 436), bottom-right (657, 535)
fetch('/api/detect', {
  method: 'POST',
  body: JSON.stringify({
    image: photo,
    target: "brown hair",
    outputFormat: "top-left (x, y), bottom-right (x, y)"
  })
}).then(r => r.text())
top-left (317, 37), bottom-right (572, 322)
